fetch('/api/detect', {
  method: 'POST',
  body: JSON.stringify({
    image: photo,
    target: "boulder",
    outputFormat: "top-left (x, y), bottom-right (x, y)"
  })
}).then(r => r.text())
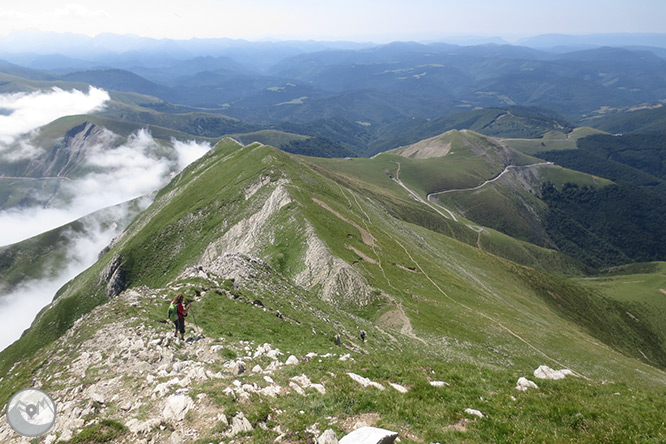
top-left (339, 426), bottom-right (398, 444)
top-left (516, 377), bottom-right (539, 391)
top-left (230, 361), bottom-right (246, 376)
top-left (291, 374), bottom-right (312, 388)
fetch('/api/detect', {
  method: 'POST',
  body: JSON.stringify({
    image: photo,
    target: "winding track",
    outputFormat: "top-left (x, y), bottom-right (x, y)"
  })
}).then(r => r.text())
top-left (339, 163), bottom-right (589, 379)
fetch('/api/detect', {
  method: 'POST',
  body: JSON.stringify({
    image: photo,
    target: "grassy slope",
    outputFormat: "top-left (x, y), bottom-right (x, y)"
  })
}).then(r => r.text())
top-left (501, 127), bottom-right (609, 155)
top-left (1, 139), bottom-right (665, 443)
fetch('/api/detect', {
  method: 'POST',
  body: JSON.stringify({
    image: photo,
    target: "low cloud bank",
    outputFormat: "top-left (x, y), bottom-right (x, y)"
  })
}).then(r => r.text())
top-left (1, 125), bottom-right (211, 351)
top-left (0, 86), bottom-right (109, 146)
top-left (0, 129), bottom-right (211, 246)
top-left (0, 209), bottom-right (133, 351)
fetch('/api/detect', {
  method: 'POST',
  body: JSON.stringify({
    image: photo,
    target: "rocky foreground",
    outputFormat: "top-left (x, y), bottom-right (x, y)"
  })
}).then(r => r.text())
top-left (0, 281), bottom-right (572, 444)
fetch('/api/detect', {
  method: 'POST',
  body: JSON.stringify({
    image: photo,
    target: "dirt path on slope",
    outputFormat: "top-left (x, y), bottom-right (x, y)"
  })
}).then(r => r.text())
top-left (337, 184), bottom-right (427, 345)
top-left (313, 197), bottom-right (376, 246)
top-left (392, 162), bottom-right (458, 221)
top-left (426, 162), bottom-right (553, 199)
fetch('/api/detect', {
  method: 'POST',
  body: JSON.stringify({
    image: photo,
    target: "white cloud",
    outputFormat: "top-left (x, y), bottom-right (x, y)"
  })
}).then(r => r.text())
top-left (0, 209), bottom-right (136, 352)
top-left (173, 138), bottom-right (211, 171)
top-left (0, 87), bottom-right (109, 146)
top-left (0, 129), bottom-right (211, 246)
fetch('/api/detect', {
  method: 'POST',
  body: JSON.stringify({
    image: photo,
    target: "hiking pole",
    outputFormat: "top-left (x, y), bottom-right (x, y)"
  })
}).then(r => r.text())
top-left (189, 302), bottom-right (202, 339)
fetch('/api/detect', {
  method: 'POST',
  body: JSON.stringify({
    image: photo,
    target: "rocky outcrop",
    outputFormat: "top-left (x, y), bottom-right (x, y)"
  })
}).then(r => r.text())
top-left (99, 254), bottom-right (126, 298)
top-left (24, 122), bottom-right (116, 178)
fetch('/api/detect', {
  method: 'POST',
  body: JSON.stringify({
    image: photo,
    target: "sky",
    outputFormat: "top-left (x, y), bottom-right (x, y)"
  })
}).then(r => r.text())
top-left (0, 0), bottom-right (664, 42)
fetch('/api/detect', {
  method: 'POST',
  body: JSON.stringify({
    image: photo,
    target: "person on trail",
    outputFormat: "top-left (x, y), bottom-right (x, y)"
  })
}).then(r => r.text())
top-left (171, 293), bottom-right (189, 340)
top-left (361, 330), bottom-right (366, 343)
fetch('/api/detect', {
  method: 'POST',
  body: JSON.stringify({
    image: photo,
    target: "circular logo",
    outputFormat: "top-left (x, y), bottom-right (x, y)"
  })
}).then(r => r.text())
top-left (6, 388), bottom-right (56, 437)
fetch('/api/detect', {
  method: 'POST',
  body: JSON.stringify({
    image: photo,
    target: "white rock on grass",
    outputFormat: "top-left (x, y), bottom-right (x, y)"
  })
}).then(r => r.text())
top-left (347, 372), bottom-right (385, 390)
top-left (259, 385), bottom-right (282, 397)
top-left (516, 377), bottom-right (539, 391)
top-left (311, 383), bottom-right (326, 394)
top-left (285, 355), bottom-right (300, 365)
top-left (464, 408), bottom-right (485, 418)
top-left (533, 365), bottom-right (573, 380)
top-left (389, 383), bottom-right (408, 393)
top-left (429, 381), bottom-right (449, 388)
top-left (289, 381), bottom-right (306, 396)
top-left (162, 394), bottom-right (194, 421)
top-left (339, 426), bottom-right (398, 444)
top-left (226, 412), bottom-right (253, 437)
top-left (317, 428), bottom-right (339, 444)
top-left (230, 361), bottom-right (246, 375)
top-left (291, 374), bottom-right (312, 388)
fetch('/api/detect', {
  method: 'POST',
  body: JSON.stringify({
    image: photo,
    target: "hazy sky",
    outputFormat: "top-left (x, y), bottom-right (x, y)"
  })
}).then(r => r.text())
top-left (0, 0), bottom-right (664, 42)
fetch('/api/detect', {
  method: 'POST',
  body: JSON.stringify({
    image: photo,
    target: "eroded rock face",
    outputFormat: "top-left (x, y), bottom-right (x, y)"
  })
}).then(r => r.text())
top-left (100, 254), bottom-right (126, 298)
top-left (295, 225), bottom-right (374, 304)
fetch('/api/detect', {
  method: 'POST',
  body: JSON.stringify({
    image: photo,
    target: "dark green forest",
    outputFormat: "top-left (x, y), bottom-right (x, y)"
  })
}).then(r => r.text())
top-left (540, 181), bottom-right (666, 269)
top-left (540, 132), bottom-right (666, 195)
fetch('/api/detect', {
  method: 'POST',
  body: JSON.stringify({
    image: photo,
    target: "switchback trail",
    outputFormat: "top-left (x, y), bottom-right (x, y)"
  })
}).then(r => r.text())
top-left (426, 162), bottom-right (553, 199)
top-left (392, 162), bottom-right (458, 222)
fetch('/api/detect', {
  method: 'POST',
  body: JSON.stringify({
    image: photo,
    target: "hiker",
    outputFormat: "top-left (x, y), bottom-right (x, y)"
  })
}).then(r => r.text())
top-left (170, 293), bottom-right (189, 340)
top-left (361, 330), bottom-right (366, 343)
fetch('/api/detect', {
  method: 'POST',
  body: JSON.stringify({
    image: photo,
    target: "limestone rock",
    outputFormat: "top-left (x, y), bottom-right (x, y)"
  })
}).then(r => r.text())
top-left (318, 429), bottom-right (339, 444)
top-left (311, 383), bottom-right (326, 394)
top-left (464, 408), bottom-right (484, 418)
top-left (533, 365), bottom-right (573, 380)
top-left (230, 361), bottom-right (246, 375)
top-left (389, 383), bottom-right (408, 393)
top-left (516, 377), bottom-right (539, 391)
top-left (291, 374), bottom-right (312, 388)
top-left (339, 426), bottom-right (398, 444)
top-left (227, 412), bottom-right (253, 437)
top-left (162, 394), bottom-right (194, 421)
top-left (347, 372), bottom-right (384, 390)
top-left (429, 381), bottom-right (449, 387)
top-left (289, 381), bottom-right (306, 395)
top-left (285, 355), bottom-right (300, 365)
